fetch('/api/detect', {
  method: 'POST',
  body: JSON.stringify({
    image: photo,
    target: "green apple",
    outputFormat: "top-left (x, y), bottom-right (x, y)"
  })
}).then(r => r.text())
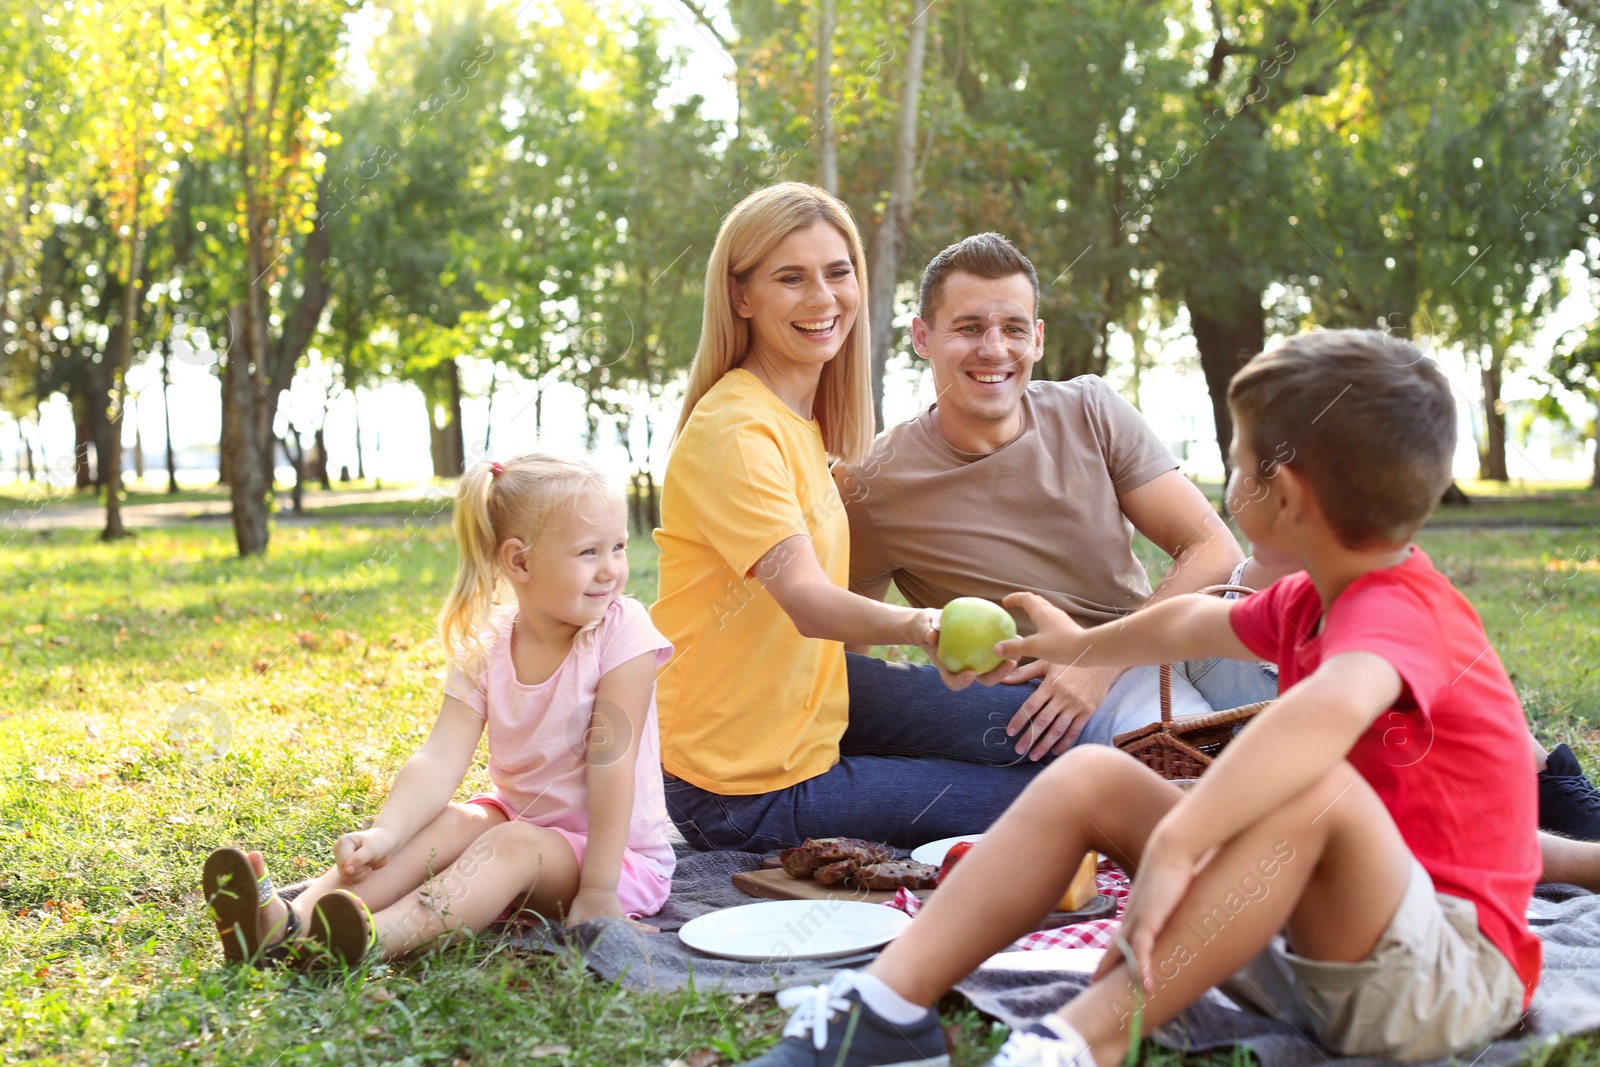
top-left (937, 597), bottom-right (1017, 674)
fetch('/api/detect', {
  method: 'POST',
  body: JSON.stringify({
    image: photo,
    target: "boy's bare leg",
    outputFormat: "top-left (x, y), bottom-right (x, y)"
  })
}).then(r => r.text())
top-left (254, 802), bottom-right (507, 945)
top-left (1056, 761), bottom-right (1412, 1066)
top-left (868, 746), bottom-right (1187, 1006)
top-left (1540, 830), bottom-right (1600, 891)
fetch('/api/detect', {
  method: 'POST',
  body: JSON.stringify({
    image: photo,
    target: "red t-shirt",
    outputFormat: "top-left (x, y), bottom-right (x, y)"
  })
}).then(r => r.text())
top-left (1229, 548), bottom-right (1540, 1004)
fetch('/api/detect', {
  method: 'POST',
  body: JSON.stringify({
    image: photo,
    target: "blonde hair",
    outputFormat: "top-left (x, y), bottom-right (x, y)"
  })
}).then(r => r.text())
top-left (673, 182), bottom-right (875, 461)
top-left (437, 451), bottom-right (618, 678)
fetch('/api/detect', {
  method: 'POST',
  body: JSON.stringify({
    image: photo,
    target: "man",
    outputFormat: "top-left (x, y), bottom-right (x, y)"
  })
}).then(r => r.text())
top-left (837, 234), bottom-right (1600, 844)
top-left (837, 233), bottom-right (1276, 762)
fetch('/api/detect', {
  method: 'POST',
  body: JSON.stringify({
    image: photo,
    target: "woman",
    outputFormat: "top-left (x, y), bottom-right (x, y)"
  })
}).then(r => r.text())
top-left (652, 183), bottom-right (1042, 853)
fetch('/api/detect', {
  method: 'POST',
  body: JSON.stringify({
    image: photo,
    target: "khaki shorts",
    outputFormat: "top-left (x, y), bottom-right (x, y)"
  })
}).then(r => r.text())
top-left (1219, 859), bottom-right (1525, 1061)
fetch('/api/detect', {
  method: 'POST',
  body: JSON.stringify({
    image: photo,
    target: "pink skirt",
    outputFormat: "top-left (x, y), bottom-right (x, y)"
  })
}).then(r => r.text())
top-left (465, 793), bottom-right (671, 920)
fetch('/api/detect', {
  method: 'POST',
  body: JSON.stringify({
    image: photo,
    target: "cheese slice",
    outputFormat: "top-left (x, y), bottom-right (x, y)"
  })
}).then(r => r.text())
top-left (1056, 851), bottom-right (1099, 911)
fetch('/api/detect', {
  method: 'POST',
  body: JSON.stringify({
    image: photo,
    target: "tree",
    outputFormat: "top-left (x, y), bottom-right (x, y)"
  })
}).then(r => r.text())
top-left (1549, 327), bottom-right (1600, 489)
top-left (201, 0), bottom-right (349, 555)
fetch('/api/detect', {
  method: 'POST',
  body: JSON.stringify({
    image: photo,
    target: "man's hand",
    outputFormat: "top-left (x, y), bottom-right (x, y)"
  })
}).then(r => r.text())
top-left (995, 591), bottom-right (1094, 666)
top-left (1001, 659), bottom-right (1121, 759)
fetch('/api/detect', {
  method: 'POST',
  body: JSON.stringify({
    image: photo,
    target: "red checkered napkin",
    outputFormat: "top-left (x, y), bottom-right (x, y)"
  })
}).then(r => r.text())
top-left (887, 858), bottom-right (1129, 951)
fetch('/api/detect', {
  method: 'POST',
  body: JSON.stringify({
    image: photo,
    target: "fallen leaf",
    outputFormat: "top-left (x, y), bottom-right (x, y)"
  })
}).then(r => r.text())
top-left (364, 986), bottom-right (396, 1003)
top-left (528, 1046), bottom-right (569, 1059)
top-left (23, 623), bottom-right (43, 635)
top-left (685, 1050), bottom-right (721, 1067)
top-left (253, 661), bottom-right (269, 675)
top-left (296, 631), bottom-right (320, 650)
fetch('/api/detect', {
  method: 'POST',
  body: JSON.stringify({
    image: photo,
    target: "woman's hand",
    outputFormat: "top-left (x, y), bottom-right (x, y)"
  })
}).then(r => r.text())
top-left (333, 826), bottom-right (400, 884)
top-left (564, 887), bottom-right (658, 933)
top-left (922, 607), bottom-right (1018, 691)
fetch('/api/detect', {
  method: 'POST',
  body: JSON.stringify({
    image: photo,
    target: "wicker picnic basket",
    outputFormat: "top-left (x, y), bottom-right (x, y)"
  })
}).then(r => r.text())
top-left (1111, 584), bottom-right (1274, 780)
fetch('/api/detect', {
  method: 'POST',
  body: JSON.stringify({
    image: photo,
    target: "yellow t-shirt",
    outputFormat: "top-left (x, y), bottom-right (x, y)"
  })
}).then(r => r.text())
top-left (652, 369), bottom-right (850, 795)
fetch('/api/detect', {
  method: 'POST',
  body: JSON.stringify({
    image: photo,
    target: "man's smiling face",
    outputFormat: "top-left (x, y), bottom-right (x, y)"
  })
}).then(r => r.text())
top-left (912, 270), bottom-right (1044, 433)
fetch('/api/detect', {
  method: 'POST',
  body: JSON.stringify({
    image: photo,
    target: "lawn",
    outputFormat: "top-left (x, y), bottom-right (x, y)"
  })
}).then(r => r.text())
top-left (2, 511), bottom-right (1598, 1065)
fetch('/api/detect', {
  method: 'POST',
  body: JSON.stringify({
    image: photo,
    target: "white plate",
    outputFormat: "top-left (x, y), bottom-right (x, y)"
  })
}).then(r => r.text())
top-left (909, 833), bottom-right (984, 866)
top-left (678, 900), bottom-right (912, 962)
top-left (979, 947), bottom-right (1105, 974)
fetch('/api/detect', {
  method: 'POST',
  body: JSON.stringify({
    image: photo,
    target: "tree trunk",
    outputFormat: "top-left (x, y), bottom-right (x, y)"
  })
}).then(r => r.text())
top-left (132, 394), bottom-right (145, 480)
top-left (72, 392), bottom-right (94, 489)
top-left (352, 388), bottom-right (366, 480)
top-left (867, 0), bottom-right (932, 431)
top-left (226, 302), bottom-right (270, 557)
top-left (218, 374), bottom-right (233, 485)
top-left (427, 360), bottom-right (467, 478)
top-left (815, 0), bottom-right (837, 194)
top-left (1477, 346), bottom-right (1509, 482)
top-left (1046, 329), bottom-right (1105, 381)
top-left (282, 431), bottom-right (305, 514)
top-left (483, 369), bottom-right (498, 453)
top-left (103, 236), bottom-right (144, 541)
top-left (312, 427), bottom-right (331, 490)
top-left (1591, 396), bottom-right (1599, 491)
top-left (1187, 290), bottom-right (1266, 491)
top-left (161, 340), bottom-right (179, 493)
top-left (23, 418), bottom-right (37, 482)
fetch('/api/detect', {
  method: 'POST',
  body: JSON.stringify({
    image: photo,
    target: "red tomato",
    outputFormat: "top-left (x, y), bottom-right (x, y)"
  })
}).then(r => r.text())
top-left (938, 840), bottom-right (976, 884)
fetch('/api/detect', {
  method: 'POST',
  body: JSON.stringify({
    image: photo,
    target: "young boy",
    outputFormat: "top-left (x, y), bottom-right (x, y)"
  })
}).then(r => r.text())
top-left (745, 330), bottom-right (1540, 1067)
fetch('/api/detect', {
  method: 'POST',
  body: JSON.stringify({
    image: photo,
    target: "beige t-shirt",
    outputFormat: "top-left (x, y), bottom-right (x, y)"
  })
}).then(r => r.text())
top-left (837, 377), bottom-right (1177, 632)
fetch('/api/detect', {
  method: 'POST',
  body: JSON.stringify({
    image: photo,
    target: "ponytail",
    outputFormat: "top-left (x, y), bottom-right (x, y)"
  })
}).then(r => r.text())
top-left (437, 461), bottom-right (504, 680)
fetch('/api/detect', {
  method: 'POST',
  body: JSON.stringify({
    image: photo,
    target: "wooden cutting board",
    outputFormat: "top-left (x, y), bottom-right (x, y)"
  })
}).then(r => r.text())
top-left (729, 867), bottom-right (1117, 927)
top-left (732, 867), bottom-right (912, 904)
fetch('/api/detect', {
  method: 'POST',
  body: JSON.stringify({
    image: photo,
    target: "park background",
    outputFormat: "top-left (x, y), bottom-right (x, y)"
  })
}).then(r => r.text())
top-left (4, 1), bottom-right (1600, 1065)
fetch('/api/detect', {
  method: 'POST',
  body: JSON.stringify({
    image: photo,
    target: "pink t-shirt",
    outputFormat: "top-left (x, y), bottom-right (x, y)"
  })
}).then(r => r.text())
top-left (1229, 549), bottom-right (1540, 1005)
top-left (444, 597), bottom-right (675, 880)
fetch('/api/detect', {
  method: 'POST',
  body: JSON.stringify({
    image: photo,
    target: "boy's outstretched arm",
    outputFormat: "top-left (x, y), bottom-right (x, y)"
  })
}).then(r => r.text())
top-left (997, 590), bottom-right (1257, 672)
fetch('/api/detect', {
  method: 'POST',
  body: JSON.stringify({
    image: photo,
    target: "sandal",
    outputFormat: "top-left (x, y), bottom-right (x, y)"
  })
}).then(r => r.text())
top-left (202, 847), bottom-right (302, 966)
top-left (298, 889), bottom-right (375, 970)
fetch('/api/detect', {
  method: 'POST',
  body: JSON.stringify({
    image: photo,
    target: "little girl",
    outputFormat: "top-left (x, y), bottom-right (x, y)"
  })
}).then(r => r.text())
top-left (203, 452), bottom-right (675, 966)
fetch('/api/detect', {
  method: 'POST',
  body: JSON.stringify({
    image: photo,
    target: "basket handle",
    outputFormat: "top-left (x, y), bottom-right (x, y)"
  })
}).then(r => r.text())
top-left (1158, 582), bottom-right (1258, 723)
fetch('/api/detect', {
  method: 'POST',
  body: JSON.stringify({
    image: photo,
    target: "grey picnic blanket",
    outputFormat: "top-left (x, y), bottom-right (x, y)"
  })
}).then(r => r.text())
top-left (516, 849), bottom-right (1600, 1067)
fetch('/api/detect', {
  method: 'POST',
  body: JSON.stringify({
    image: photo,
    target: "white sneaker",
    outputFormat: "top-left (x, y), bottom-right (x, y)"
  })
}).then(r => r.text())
top-left (986, 1024), bottom-right (1094, 1067)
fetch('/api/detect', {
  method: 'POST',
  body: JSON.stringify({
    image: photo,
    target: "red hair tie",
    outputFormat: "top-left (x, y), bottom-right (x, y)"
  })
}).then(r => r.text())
top-left (489, 461), bottom-right (504, 478)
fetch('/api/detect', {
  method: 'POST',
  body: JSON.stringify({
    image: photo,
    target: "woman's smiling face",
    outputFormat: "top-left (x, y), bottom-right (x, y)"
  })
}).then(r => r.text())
top-left (731, 221), bottom-right (860, 373)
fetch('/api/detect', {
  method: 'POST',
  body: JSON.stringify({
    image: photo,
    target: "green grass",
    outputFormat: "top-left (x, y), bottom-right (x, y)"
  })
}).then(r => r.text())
top-left (2, 517), bottom-right (1598, 1065)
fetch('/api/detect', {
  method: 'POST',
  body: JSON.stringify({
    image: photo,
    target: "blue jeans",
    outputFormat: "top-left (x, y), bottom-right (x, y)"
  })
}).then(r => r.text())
top-left (664, 652), bottom-right (1278, 852)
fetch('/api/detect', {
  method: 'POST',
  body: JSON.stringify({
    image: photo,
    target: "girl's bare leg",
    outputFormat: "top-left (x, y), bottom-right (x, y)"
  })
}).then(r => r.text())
top-left (368, 821), bottom-right (582, 958)
top-left (254, 802), bottom-right (506, 945)
top-left (1056, 761), bottom-right (1411, 1067)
